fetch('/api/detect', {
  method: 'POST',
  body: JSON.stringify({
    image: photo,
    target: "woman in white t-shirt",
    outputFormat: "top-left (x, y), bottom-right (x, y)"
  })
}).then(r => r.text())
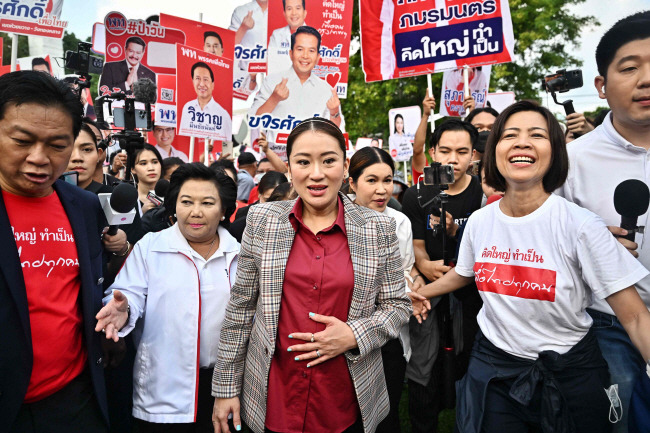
top-left (347, 146), bottom-right (428, 433)
top-left (411, 101), bottom-right (650, 433)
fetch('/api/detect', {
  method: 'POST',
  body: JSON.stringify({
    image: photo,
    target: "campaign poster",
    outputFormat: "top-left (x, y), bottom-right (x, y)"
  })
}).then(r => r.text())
top-left (228, 0), bottom-right (268, 100)
top-left (176, 43), bottom-right (233, 141)
top-left (99, 11), bottom-right (185, 96)
top-left (154, 74), bottom-right (177, 128)
top-left (486, 91), bottom-right (515, 113)
top-left (266, 0), bottom-right (353, 97)
top-left (355, 137), bottom-right (383, 150)
top-left (160, 13), bottom-right (236, 60)
top-left (359, 0), bottom-right (514, 82)
top-left (440, 65), bottom-right (491, 117)
top-left (388, 105), bottom-right (420, 162)
top-left (0, 0), bottom-right (67, 38)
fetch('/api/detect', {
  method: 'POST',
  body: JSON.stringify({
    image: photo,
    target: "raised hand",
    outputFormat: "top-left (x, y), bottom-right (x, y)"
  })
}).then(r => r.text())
top-left (422, 89), bottom-right (436, 117)
top-left (271, 77), bottom-right (290, 102)
top-left (242, 10), bottom-right (255, 30)
top-left (327, 87), bottom-right (341, 116)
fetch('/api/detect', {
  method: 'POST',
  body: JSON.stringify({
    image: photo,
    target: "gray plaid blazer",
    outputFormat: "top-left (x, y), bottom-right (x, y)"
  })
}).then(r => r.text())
top-left (213, 192), bottom-right (410, 433)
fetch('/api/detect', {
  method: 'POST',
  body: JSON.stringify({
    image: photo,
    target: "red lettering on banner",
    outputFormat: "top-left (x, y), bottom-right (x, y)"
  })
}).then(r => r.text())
top-left (275, 133), bottom-right (290, 145)
top-left (473, 262), bottom-right (556, 302)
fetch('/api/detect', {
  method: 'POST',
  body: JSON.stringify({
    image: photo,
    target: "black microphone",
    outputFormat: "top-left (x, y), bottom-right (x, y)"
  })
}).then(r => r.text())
top-left (132, 78), bottom-right (157, 104)
top-left (146, 179), bottom-right (170, 206)
top-left (105, 183), bottom-right (138, 236)
top-left (614, 179), bottom-right (650, 242)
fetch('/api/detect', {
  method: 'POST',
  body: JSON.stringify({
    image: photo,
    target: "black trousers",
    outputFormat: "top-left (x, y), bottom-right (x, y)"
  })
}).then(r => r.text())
top-left (376, 338), bottom-right (407, 433)
top-left (481, 366), bottom-right (612, 433)
top-left (136, 368), bottom-right (237, 433)
top-left (408, 354), bottom-right (443, 433)
top-left (11, 368), bottom-right (107, 433)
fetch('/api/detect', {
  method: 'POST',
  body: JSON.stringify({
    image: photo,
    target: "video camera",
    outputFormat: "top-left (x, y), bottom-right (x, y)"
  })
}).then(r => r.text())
top-left (418, 162), bottom-right (456, 263)
top-left (541, 68), bottom-right (583, 115)
top-left (63, 42), bottom-right (104, 90)
top-left (95, 78), bottom-right (158, 184)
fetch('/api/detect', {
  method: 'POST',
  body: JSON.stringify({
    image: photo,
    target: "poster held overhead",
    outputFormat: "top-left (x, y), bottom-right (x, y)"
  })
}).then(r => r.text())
top-left (359, 0), bottom-right (514, 82)
top-left (100, 11), bottom-right (185, 97)
top-left (229, 0), bottom-right (268, 100)
top-left (388, 106), bottom-right (420, 162)
top-left (159, 13), bottom-right (236, 60)
top-left (176, 43), bottom-right (233, 142)
top-left (440, 65), bottom-right (491, 117)
top-left (0, 0), bottom-right (67, 38)
top-left (267, 0), bottom-right (354, 98)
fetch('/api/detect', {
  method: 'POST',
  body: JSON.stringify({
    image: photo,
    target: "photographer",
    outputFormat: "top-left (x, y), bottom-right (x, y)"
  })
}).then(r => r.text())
top-left (556, 11), bottom-right (650, 432)
top-left (401, 119), bottom-right (483, 432)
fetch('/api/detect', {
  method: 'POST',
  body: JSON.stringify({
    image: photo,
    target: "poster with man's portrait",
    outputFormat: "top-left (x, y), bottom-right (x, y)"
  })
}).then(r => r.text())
top-left (388, 105), bottom-right (420, 162)
top-left (160, 14), bottom-right (235, 60)
top-left (100, 11), bottom-right (185, 97)
top-left (176, 43), bottom-right (233, 141)
top-left (266, 0), bottom-right (354, 97)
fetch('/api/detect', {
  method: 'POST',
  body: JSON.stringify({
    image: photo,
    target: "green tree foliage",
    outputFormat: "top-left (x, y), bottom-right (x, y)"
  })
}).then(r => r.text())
top-left (342, 0), bottom-right (598, 142)
top-left (1, 32), bottom-right (30, 65)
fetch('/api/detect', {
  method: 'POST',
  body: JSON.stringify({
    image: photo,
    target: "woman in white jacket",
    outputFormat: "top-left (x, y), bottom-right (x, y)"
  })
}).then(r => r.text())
top-left (96, 163), bottom-right (239, 432)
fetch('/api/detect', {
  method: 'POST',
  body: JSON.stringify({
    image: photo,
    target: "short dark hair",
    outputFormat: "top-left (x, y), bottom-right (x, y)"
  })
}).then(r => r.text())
top-left (125, 36), bottom-right (146, 50)
top-left (465, 107), bottom-right (500, 125)
top-left (482, 100), bottom-right (568, 193)
top-left (78, 123), bottom-right (98, 147)
top-left (291, 25), bottom-right (321, 51)
top-left (258, 171), bottom-right (288, 195)
top-left (165, 162), bottom-right (237, 227)
top-left (191, 62), bottom-right (214, 82)
top-left (128, 143), bottom-right (163, 184)
top-left (596, 11), bottom-right (650, 78)
top-left (258, 157), bottom-right (270, 166)
top-left (430, 118), bottom-right (478, 150)
top-left (204, 31), bottom-right (223, 46)
top-left (0, 71), bottom-right (83, 138)
top-left (31, 57), bottom-right (50, 72)
top-left (349, 147), bottom-right (395, 182)
top-left (211, 159), bottom-right (237, 185)
top-left (162, 157), bottom-right (184, 177)
top-left (238, 152), bottom-right (257, 167)
top-left (286, 117), bottom-right (346, 160)
top-left (267, 182), bottom-right (297, 202)
top-left (283, 0), bottom-right (306, 9)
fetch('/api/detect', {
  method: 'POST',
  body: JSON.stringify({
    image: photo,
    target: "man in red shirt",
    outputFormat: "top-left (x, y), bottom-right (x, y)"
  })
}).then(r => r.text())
top-left (0, 71), bottom-right (126, 432)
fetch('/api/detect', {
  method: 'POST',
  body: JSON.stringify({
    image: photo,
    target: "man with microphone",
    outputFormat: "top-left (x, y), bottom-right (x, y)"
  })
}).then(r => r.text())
top-left (556, 11), bottom-right (650, 432)
top-left (0, 71), bottom-right (127, 432)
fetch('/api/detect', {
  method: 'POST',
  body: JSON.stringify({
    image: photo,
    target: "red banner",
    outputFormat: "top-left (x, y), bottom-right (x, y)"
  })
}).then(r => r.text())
top-left (473, 262), bottom-right (556, 302)
top-left (359, 0), bottom-right (515, 82)
top-left (159, 13), bottom-right (236, 61)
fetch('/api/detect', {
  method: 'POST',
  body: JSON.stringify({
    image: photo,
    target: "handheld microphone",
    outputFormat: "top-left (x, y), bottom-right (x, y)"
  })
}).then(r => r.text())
top-left (613, 179), bottom-right (650, 242)
top-left (99, 183), bottom-right (138, 236)
top-left (147, 179), bottom-right (170, 206)
top-left (132, 78), bottom-right (158, 104)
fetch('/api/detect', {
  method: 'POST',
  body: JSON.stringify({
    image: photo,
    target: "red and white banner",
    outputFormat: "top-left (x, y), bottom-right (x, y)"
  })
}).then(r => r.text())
top-left (359, 0), bottom-right (514, 82)
top-left (267, 0), bottom-right (354, 97)
top-left (0, 0), bottom-right (67, 38)
top-left (176, 44), bottom-right (233, 141)
top-left (440, 65), bottom-right (491, 117)
top-left (474, 262), bottom-right (556, 302)
top-left (99, 11), bottom-right (185, 96)
top-left (160, 13), bottom-right (236, 61)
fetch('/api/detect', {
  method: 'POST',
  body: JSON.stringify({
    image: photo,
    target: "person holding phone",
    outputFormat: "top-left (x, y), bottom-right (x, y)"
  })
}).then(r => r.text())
top-left (128, 144), bottom-right (163, 215)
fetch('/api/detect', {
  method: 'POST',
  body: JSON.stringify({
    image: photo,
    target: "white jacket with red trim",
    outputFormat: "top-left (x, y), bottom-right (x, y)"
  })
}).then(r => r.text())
top-left (108, 223), bottom-right (239, 423)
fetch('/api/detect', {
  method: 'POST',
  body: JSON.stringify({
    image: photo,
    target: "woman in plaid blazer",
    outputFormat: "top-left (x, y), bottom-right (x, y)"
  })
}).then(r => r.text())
top-left (212, 118), bottom-right (413, 433)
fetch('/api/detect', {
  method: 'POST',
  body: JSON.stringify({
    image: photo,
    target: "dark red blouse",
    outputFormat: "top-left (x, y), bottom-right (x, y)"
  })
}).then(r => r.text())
top-left (265, 197), bottom-right (359, 433)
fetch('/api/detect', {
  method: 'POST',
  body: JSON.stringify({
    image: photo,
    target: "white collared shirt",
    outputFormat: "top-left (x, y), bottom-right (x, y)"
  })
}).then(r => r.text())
top-left (556, 113), bottom-right (650, 315)
top-left (229, 0), bottom-right (268, 49)
top-left (179, 98), bottom-right (232, 141)
top-left (154, 144), bottom-right (189, 162)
